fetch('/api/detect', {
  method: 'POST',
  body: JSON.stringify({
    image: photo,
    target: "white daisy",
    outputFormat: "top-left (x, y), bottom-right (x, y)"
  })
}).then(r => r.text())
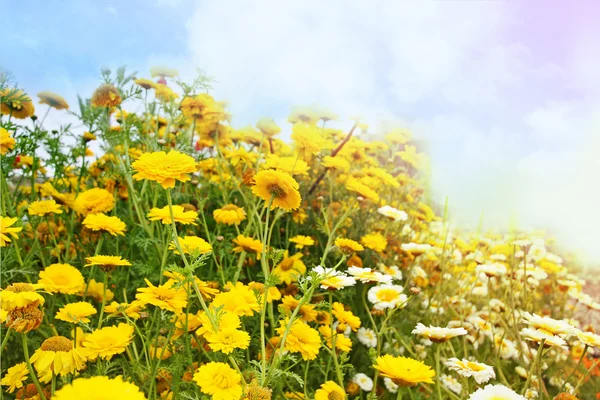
top-left (377, 205), bottom-right (408, 222)
top-left (357, 327), bottom-right (377, 348)
top-left (401, 242), bottom-right (432, 254)
top-left (467, 384), bottom-right (526, 400)
top-left (441, 374), bottom-right (462, 395)
top-left (520, 328), bottom-right (568, 351)
top-left (412, 323), bottom-right (467, 343)
top-left (352, 373), bottom-right (373, 392)
top-left (446, 358), bottom-right (496, 384)
top-left (347, 266), bottom-right (392, 284)
top-left (378, 264), bottom-right (403, 281)
top-left (383, 377), bottom-right (398, 394)
top-left (311, 265), bottom-right (356, 290)
top-left (368, 284), bottom-right (407, 310)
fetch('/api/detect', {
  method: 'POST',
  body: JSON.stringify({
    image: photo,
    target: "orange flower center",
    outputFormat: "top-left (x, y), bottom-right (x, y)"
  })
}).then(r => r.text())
top-left (267, 184), bottom-right (285, 198)
top-left (41, 336), bottom-right (73, 352)
top-left (328, 392), bottom-right (344, 400)
top-left (279, 259), bottom-right (294, 271)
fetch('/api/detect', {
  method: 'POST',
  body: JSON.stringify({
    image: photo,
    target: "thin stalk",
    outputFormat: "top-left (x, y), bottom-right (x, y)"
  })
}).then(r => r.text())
top-left (22, 334), bottom-right (47, 400)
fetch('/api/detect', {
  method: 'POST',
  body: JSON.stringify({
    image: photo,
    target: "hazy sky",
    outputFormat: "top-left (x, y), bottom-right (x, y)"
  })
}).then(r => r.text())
top-left (3, 0), bottom-right (600, 264)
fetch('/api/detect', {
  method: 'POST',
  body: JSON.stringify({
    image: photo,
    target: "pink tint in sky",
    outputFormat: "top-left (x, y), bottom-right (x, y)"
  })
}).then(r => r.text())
top-left (509, 1), bottom-right (600, 69)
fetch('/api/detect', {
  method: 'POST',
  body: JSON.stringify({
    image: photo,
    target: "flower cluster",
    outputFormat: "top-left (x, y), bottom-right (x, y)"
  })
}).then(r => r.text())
top-left (1, 67), bottom-right (598, 400)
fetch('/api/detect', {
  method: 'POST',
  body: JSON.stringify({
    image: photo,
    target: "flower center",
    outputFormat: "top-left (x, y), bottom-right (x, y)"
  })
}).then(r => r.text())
top-left (267, 184), bottom-right (285, 198)
top-left (214, 374), bottom-right (232, 389)
top-left (376, 289), bottom-right (399, 302)
top-left (328, 392), bottom-right (344, 400)
top-left (41, 336), bottom-right (73, 352)
top-left (6, 283), bottom-right (34, 293)
top-left (279, 259), bottom-right (294, 271)
top-left (466, 362), bottom-right (486, 372)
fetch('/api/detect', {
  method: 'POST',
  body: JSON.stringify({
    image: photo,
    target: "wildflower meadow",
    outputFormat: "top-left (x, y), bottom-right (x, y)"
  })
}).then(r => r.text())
top-left (0, 67), bottom-right (599, 400)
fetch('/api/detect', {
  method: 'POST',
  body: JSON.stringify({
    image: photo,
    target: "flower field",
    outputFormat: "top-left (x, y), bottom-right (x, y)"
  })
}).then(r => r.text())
top-left (1, 68), bottom-right (599, 400)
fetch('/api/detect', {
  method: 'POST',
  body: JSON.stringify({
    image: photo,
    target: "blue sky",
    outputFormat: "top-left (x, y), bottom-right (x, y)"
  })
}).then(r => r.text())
top-left (3, 1), bottom-right (600, 264)
top-left (3, 0), bottom-right (190, 90)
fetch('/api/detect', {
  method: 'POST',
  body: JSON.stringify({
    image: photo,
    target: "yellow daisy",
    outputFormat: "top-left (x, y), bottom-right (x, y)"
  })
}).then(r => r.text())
top-left (55, 302), bottom-right (97, 324)
top-left (0, 216), bottom-right (23, 247)
top-left (28, 199), bottom-right (63, 216)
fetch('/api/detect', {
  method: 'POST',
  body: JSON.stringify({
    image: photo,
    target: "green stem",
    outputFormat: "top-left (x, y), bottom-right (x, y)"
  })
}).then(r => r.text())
top-left (96, 272), bottom-right (108, 329)
top-left (1, 328), bottom-right (12, 352)
top-left (329, 292), bottom-right (344, 389)
top-left (22, 334), bottom-right (47, 400)
top-left (560, 345), bottom-right (588, 393)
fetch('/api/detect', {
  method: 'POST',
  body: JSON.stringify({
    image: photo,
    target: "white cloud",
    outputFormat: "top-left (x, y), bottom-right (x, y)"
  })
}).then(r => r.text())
top-left (181, 1), bottom-right (600, 265)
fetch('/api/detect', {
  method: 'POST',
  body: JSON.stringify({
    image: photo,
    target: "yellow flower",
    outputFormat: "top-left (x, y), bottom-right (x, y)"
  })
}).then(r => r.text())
top-left (148, 205), bottom-right (198, 225)
top-left (80, 323), bottom-right (134, 360)
top-left (281, 295), bottom-right (317, 322)
top-left (136, 279), bottom-right (188, 313)
top-left (373, 355), bottom-right (435, 387)
top-left (205, 326), bottom-right (251, 354)
top-left (30, 336), bottom-right (86, 382)
top-left (82, 279), bottom-right (114, 302)
top-left (345, 178), bottom-right (379, 203)
top-left (0, 89), bottom-right (35, 119)
top-left (361, 232), bottom-right (388, 253)
top-left (248, 281), bottom-right (281, 303)
top-left (332, 302), bottom-right (361, 331)
top-left (277, 319), bottom-right (321, 360)
top-left (0, 216), bottom-right (23, 247)
top-left (291, 123), bottom-right (325, 155)
top-left (1, 282), bottom-right (45, 311)
top-left (211, 282), bottom-right (260, 317)
top-left (180, 93), bottom-right (217, 120)
top-left (28, 199), bottom-right (63, 216)
top-left (213, 204), bottom-right (247, 225)
top-left (135, 78), bottom-right (157, 90)
top-left (169, 236), bottom-right (212, 255)
top-left (154, 84), bottom-right (179, 102)
top-left (75, 188), bottom-right (115, 216)
top-left (315, 381), bottom-right (345, 400)
top-left (104, 300), bottom-right (146, 320)
top-left (55, 301), bottom-right (97, 324)
top-left (195, 309), bottom-right (242, 337)
top-left (319, 325), bottom-right (353, 352)
top-left (91, 84), bottom-right (121, 108)
top-left (252, 170), bottom-right (301, 211)
top-left (1, 362), bottom-right (28, 393)
top-left (53, 376), bottom-right (147, 400)
top-left (5, 302), bottom-right (44, 333)
top-left (132, 150), bottom-right (196, 189)
top-left (0, 127), bottom-right (16, 155)
top-left (38, 263), bottom-right (85, 294)
top-left (232, 235), bottom-right (263, 258)
top-left (288, 107), bottom-right (320, 125)
top-left (272, 251), bottom-right (306, 285)
top-left (193, 362), bottom-right (242, 400)
top-left (263, 155), bottom-right (310, 176)
top-left (40, 182), bottom-right (76, 209)
top-left (396, 145), bottom-right (426, 169)
top-left (256, 117), bottom-right (281, 137)
top-left (289, 235), bottom-right (314, 249)
top-left (82, 213), bottom-right (126, 236)
top-left (85, 255), bottom-right (131, 272)
top-left (334, 238), bottom-right (364, 254)
top-left (37, 91), bottom-right (69, 110)
top-left (322, 156), bottom-right (350, 172)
